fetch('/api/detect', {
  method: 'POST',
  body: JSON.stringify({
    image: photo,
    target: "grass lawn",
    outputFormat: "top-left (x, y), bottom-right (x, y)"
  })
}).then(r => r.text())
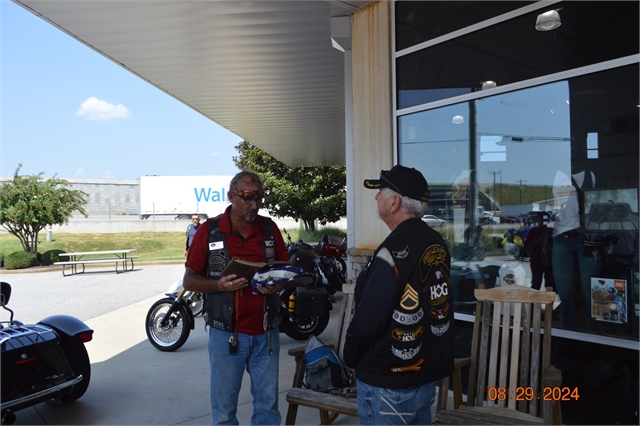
top-left (0, 232), bottom-right (186, 262)
top-left (0, 226), bottom-right (346, 264)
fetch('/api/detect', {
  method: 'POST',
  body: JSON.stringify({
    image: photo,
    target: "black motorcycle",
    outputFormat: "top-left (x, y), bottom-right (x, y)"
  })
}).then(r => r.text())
top-left (1, 282), bottom-right (93, 425)
top-left (145, 242), bottom-right (345, 351)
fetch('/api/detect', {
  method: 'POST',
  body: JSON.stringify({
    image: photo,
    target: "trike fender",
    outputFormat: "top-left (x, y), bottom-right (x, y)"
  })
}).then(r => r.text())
top-left (38, 315), bottom-right (94, 341)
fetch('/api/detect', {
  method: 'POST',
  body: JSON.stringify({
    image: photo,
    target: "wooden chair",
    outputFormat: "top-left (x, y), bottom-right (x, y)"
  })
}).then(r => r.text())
top-left (435, 285), bottom-right (562, 425)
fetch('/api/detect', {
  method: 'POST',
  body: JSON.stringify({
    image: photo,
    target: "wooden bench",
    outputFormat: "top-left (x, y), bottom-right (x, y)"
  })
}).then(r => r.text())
top-left (434, 286), bottom-right (562, 425)
top-left (54, 250), bottom-right (139, 276)
top-left (285, 283), bottom-right (465, 425)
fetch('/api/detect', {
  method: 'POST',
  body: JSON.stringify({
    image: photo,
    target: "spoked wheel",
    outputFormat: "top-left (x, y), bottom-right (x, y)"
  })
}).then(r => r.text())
top-left (335, 257), bottom-right (347, 276)
top-left (146, 298), bottom-right (191, 352)
top-left (48, 342), bottom-right (91, 405)
top-left (283, 313), bottom-right (330, 341)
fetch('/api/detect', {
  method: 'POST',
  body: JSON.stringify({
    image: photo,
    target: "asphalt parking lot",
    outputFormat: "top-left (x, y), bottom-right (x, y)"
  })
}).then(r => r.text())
top-left (0, 263), bottom-right (357, 425)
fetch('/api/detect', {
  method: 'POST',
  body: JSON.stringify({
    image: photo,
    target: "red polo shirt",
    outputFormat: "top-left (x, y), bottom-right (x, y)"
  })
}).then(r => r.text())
top-left (185, 206), bottom-right (289, 335)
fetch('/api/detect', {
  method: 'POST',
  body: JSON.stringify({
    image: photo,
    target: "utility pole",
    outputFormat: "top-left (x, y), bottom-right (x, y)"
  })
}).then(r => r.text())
top-left (518, 179), bottom-right (526, 205)
top-left (500, 169), bottom-right (503, 208)
top-left (489, 170), bottom-right (501, 212)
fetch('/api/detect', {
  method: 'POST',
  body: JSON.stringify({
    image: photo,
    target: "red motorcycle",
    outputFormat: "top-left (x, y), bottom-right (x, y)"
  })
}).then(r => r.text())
top-left (313, 234), bottom-right (347, 275)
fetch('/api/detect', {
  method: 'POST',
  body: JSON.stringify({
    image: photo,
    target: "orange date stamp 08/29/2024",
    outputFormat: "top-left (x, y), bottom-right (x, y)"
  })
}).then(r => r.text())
top-left (487, 386), bottom-right (580, 402)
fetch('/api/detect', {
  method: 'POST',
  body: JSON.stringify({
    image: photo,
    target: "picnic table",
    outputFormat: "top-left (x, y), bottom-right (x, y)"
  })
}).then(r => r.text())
top-left (54, 249), bottom-right (139, 276)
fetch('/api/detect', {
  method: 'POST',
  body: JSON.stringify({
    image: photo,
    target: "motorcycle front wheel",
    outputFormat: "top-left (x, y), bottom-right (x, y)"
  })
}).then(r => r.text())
top-left (282, 313), bottom-right (330, 341)
top-left (146, 298), bottom-right (191, 352)
top-left (48, 342), bottom-right (91, 405)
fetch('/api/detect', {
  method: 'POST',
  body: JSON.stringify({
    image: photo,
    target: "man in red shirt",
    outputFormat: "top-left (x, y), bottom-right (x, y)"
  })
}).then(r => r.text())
top-left (183, 171), bottom-right (289, 425)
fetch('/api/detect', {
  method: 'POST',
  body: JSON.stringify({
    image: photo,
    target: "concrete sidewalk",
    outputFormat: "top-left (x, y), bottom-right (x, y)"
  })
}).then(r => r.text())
top-left (10, 291), bottom-right (359, 425)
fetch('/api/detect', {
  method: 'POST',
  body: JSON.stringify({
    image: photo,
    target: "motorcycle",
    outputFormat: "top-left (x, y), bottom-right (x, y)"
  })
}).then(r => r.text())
top-left (145, 283), bottom-right (204, 352)
top-left (145, 242), bottom-right (346, 351)
top-left (502, 227), bottom-right (531, 260)
top-left (1, 282), bottom-right (93, 425)
top-left (451, 224), bottom-right (486, 261)
top-left (313, 233), bottom-right (347, 275)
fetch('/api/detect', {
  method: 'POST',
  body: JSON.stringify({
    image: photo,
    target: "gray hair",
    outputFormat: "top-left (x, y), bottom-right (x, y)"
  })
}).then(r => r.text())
top-left (229, 170), bottom-right (264, 191)
top-left (380, 187), bottom-right (426, 218)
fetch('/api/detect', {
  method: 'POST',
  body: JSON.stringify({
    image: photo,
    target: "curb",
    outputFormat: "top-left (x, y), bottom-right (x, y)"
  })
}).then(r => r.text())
top-left (0, 260), bottom-right (185, 274)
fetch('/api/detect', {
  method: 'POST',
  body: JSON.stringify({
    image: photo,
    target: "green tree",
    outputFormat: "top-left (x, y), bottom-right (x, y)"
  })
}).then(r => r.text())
top-left (0, 165), bottom-right (88, 253)
top-left (233, 141), bottom-right (346, 231)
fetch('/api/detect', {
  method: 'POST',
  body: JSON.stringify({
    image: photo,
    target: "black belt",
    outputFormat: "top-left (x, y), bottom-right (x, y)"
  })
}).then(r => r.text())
top-left (559, 229), bottom-right (581, 238)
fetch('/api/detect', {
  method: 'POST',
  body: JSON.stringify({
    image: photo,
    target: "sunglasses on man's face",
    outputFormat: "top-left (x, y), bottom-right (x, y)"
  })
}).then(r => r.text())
top-left (230, 189), bottom-right (265, 205)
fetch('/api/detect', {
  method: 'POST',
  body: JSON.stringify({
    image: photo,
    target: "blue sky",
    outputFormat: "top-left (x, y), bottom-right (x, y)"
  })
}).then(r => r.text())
top-left (1, 0), bottom-right (243, 180)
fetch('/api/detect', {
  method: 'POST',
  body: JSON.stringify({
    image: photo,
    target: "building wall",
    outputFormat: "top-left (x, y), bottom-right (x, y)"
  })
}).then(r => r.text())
top-left (351, 0), bottom-right (394, 251)
top-left (0, 176), bottom-right (140, 216)
top-left (68, 178), bottom-right (140, 216)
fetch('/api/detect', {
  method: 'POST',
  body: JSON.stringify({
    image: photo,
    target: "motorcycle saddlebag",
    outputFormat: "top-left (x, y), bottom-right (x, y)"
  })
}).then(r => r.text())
top-left (1, 324), bottom-right (74, 404)
top-left (295, 287), bottom-right (329, 317)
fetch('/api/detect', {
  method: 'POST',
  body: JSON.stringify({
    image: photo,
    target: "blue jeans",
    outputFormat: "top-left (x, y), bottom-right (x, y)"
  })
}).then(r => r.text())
top-left (356, 379), bottom-right (436, 425)
top-left (552, 233), bottom-right (599, 330)
top-left (208, 327), bottom-right (281, 425)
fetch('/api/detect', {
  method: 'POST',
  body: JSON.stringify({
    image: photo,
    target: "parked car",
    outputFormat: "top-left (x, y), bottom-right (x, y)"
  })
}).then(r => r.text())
top-left (500, 216), bottom-right (518, 224)
top-left (422, 215), bottom-right (447, 229)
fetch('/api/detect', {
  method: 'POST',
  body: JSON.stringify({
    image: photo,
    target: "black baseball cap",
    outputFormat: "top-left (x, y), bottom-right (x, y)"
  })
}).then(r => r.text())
top-left (364, 165), bottom-right (430, 202)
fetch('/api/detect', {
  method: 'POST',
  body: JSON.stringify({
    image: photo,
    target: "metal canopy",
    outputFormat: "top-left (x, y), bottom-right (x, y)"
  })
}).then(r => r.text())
top-left (15, 1), bottom-right (372, 167)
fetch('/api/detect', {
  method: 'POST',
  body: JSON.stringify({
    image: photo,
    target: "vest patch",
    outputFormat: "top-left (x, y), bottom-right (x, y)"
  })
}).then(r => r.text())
top-left (429, 282), bottom-right (449, 305)
top-left (392, 246), bottom-right (409, 259)
top-left (392, 326), bottom-right (424, 342)
top-left (431, 321), bottom-right (450, 336)
top-left (391, 343), bottom-right (422, 360)
top-left (400, 284), bottom-right (419, 310)
top-left (419, 245), bottom-right (448, 283)
top-left (208, 250), bottom-right (227, 278)
top-left (390, 358), bottom-right (424, 373)
top-left (392, 308), bottom-right (424, 325)
top-left (430, 303), bottom-right (449, 320)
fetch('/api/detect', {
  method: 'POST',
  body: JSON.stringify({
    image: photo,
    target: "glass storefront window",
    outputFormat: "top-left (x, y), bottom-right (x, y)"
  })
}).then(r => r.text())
top-left (396, 1), bottom-right (639, 109)
top-left (395, 1), bottom-right (534, 51)
top-left (398, 64), bottom-right (639, 340)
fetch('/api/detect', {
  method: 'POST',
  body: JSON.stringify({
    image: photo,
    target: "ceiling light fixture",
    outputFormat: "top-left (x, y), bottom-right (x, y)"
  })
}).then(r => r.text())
top-left (535, 10), bottom-right (561, 31)
top-left (481, 81), bottom-right (497, 90)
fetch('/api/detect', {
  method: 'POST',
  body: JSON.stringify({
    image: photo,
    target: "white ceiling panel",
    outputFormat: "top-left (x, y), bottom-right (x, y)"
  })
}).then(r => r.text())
top-left (15, 0), bottom-right (373, 167)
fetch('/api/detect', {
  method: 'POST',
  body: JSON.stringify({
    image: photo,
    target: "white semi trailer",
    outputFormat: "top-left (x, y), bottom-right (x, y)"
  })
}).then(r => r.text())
top-left (139, 175), bottom-right (234, 220)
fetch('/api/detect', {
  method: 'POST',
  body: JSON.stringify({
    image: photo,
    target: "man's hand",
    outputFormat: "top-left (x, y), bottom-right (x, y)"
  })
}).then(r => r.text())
top-left (218, 274), bottom-right (249, 292)
top-left (256, 282), bottom-right (286, 295)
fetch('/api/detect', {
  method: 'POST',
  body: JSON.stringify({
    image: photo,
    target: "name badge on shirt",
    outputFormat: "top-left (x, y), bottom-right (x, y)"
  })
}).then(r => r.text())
top-left (209, 241), bottom-right (224, 251)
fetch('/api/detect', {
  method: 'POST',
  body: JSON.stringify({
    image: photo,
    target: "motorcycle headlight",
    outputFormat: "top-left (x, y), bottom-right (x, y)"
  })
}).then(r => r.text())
top-left (503, 242), bottom-right (518, 255)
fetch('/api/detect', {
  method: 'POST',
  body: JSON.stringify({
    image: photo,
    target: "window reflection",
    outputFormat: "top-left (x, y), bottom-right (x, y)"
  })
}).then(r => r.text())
top-left (399, 65), bottom-right (639, 339)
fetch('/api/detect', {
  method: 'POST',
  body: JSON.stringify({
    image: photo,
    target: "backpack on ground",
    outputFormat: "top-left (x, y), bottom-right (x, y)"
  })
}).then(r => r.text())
top-left (303, 335), bottom-right (352, 392)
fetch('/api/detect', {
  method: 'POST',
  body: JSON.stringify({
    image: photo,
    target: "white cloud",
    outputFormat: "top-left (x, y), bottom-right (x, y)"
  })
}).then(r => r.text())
top-left (209, 151), bottom-right (224, 157)
top-left (76, 96), bottom-right (131, 121)
top-left (75, 168), bottom-right (85, 177)
top-left (102, 170), bottom-right (114, 178)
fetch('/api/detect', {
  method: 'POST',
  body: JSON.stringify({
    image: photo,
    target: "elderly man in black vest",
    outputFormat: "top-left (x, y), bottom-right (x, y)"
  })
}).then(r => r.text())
top-left (343, 165), bottom-right (454, 425)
